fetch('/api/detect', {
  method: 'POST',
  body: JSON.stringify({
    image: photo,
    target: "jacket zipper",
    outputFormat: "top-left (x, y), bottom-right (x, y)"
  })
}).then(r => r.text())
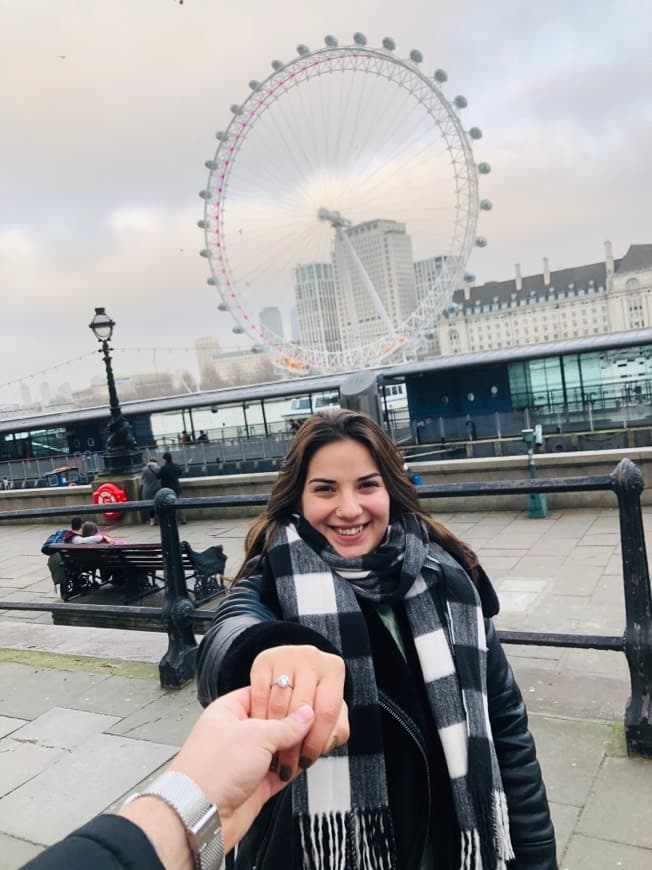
top-left (378, 691), bottom-right (432, 868)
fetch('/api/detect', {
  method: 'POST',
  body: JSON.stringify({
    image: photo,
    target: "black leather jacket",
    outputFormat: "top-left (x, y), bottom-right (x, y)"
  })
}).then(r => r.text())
top-left (197, 563), bottom-right (556, 869)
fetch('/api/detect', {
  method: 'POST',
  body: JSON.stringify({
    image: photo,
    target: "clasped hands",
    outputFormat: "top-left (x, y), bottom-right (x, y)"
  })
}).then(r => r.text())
top-left (120, 645), bottom-right (348, 867)
top-left (250, 644), bottom-right (350, 782)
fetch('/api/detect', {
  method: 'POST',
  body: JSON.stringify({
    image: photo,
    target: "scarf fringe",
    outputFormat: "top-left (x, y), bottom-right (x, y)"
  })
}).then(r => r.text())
top-left (459, 789), bottom-right (515, 870)
top-left (298, 809), bottom-right (396, 870)
top-left (493, 789), bottom-right (515, 865)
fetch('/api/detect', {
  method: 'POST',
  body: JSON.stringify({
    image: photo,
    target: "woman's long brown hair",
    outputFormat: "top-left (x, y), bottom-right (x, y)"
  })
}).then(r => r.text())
top-left (237, 409), bottom-right (480, 583)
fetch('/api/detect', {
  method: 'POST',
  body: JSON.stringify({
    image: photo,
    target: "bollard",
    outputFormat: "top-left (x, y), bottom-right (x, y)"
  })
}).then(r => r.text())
top-left (155, 487), bottom-right (197, 688)
top-left (522, 428), bottom-right (547, 518)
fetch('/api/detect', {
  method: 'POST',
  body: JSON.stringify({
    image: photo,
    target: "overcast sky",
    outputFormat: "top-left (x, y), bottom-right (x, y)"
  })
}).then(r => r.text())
top-left (1, 0), bottom-right (651, 402)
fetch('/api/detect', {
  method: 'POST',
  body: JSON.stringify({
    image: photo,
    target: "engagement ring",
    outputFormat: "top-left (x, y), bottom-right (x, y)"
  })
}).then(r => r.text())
top-left (272, 674), bottom-right (294, 689)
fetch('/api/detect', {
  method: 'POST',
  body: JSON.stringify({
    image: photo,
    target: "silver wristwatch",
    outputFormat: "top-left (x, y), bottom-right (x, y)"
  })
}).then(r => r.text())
top-left (123, 771), bottom-right (225, 870)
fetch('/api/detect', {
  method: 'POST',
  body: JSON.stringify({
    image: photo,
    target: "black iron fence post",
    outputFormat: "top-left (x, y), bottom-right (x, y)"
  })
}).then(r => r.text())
top-left (155, 488), bottom-right (197, 688)
top-left (612, 458), bottom-right (652, 756)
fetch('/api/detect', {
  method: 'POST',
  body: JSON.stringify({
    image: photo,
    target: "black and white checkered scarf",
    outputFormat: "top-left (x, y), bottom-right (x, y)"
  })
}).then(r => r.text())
top-left (268, 514), bottom-right (513, 870)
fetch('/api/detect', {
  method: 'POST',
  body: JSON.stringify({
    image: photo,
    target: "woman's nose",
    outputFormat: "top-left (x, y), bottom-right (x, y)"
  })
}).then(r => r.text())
top-left (336, 490), bottom-right (362, 518)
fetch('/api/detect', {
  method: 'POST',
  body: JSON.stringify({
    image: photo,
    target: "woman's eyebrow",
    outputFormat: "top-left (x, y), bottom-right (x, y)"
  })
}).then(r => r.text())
top-left (306, 472), bottom-right (382, 485)
top-left (306, 471), bottom-right (382, 485)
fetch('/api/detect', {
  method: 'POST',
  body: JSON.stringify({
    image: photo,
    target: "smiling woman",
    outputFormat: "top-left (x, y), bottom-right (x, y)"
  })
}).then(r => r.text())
top-left (197, 408), bottom-right (557, 870)
top-left (301, 439), bottom-right (390, 558)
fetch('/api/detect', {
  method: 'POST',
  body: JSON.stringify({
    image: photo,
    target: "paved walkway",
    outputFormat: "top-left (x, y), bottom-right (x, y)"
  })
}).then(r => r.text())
top-left (1, 508), bottom-right (651, 868)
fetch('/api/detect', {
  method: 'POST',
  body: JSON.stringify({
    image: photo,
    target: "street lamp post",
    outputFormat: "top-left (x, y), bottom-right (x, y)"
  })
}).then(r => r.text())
top-left (89, 307), bottom-right (142, 474)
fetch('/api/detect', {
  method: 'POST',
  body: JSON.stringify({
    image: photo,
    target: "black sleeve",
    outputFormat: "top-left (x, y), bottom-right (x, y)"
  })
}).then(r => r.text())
top-left (21, 814), bottom-right (163, 870)
top-left (485, 620), bottom-right (557, 869)
top-left (196, 569), bottom-right (349, 708)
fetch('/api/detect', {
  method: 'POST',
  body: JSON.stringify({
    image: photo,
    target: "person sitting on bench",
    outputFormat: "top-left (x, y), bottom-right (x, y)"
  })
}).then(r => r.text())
top-left (71, 521), bottom-right (116, 545)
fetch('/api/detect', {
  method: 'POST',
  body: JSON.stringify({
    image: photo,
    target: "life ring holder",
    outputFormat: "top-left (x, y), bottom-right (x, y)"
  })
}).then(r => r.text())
top-left (93, 481), bottom-right (128, 521)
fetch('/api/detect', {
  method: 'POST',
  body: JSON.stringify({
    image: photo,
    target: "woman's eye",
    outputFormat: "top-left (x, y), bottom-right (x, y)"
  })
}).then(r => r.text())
top-left (360, 479), bottom-right (380, 489)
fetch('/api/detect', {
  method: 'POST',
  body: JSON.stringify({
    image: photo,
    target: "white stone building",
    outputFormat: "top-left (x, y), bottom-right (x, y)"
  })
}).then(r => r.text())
top-left (438, 242), bottom-right (652, 355)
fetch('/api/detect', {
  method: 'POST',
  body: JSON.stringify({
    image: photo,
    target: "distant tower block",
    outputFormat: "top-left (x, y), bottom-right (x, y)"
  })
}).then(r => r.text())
top-left (293, 263), bottom-right (341, 355)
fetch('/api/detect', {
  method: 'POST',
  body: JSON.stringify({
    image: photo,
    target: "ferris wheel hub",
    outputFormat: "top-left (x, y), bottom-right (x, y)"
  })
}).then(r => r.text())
top-left (317, 208), bottom-right (351, 228)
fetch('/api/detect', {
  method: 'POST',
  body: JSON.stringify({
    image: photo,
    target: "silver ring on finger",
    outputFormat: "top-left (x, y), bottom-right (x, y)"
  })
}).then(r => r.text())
top-left (271, 673), bottom-right (294, 689)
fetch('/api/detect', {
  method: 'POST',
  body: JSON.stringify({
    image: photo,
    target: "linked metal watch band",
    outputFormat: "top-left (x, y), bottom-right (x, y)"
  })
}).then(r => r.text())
top-left (123, 771), bottom-right (224, 870)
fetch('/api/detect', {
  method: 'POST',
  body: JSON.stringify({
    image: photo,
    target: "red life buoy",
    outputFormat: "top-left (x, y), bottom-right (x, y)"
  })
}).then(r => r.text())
top-left (93, 482), bottom-right (128, 521)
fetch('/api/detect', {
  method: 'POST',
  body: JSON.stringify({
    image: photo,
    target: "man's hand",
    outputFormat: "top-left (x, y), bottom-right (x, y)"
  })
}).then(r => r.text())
top-left (168, 687), bottom-right (315, 851)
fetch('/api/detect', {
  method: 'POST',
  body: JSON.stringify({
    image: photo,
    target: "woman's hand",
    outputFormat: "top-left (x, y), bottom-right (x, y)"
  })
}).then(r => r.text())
top-left (250, 645), bottom-right (349, 782)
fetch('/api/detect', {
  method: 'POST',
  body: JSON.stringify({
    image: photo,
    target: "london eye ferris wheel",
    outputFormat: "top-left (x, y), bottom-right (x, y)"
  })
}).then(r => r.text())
top-left (199, 33), bottom-right (492, 374)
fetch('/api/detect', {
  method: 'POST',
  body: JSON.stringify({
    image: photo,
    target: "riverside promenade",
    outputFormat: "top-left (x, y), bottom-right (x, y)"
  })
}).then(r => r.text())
top-left (1, 506), bottom-right (651, 868)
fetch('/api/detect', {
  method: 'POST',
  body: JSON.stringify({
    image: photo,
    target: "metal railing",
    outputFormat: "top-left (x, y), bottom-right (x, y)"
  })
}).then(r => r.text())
top-left (0, 459), bottom-right (650, 756)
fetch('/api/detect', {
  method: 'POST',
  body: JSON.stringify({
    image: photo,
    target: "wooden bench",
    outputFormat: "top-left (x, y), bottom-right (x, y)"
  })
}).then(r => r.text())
top-left (49, 541), bottom-right (227, 605)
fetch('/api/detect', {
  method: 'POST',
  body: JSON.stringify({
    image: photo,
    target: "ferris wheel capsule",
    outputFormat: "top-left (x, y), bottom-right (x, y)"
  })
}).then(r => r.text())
top-left (478, 162), bottom-right (492, 174)
top-left (480, 199), bottom-right (493, 211)
top-left (353, 32), bottom-right (367, 45)
top-left (297, 44), bottom-right (310, 56)
top-left (271, 60), bottom-right (284, 71)
top-left (324, 35), bottom-right (338, 47)
top-left (409, 49), bottom-right (423, 64)
top-left (464, 272), bottom-right (476, 283)
top-left (217, 302), bottom-right (228, 311)
top-left (434, 68), bottom-right (448, 82)
top-left (198, 189), bottom-right (210, 199)
top-left (475, 236), bottom-right (488, 247)
top-left (382, 37), bottom-right (396, 51)
top-left (248, 80), bottom-right (261, 91)
top-left (206, 276), bottom-right (216, 285)
top-left (215, 131), bottom-right (227, 141)
top-left (199, 249), bottom-right (210, 258)
top-left (197, 219), bottom-right (209, 229)
top-left (469, 127), bottom-right (482, 140)
top-left (232, 325), bottom-right (244, 334)
top-left (454, 95), bottom-right (467, 109)
top-left (204, 160), bottom-right (217, 170)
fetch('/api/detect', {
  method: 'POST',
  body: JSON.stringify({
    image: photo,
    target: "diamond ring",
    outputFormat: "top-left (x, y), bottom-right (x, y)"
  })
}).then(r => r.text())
top-left (272, 674), bottom-right (294, 689)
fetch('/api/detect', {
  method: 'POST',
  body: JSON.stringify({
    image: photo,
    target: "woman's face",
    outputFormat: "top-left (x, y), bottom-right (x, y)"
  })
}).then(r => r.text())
top-left (301, 438), bottom-right (390, 558)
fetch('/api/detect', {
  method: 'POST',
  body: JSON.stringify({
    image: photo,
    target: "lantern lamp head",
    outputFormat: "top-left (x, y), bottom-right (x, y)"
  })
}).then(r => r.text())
top-left (89, 307), bottom-right (115, 342)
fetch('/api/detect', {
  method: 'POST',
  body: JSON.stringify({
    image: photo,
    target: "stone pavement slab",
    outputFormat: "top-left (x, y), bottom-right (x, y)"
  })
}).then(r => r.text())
top-left (0, 732), bottom-right (177, 846)
top-left (561, 835), bottom-right (652, 869)
top-left (0, 715), bottom-right (27, 738)
top-left (0, 833), bottom-right (42, 868)
top-left (10, 707), bottom-right (119, 750)
top-left (577, 756), bottom-right (652, 849)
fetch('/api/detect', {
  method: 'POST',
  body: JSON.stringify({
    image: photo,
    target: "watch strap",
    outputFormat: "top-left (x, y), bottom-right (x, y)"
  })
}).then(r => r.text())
top-left (123, 771), bottom-right (224, 870)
